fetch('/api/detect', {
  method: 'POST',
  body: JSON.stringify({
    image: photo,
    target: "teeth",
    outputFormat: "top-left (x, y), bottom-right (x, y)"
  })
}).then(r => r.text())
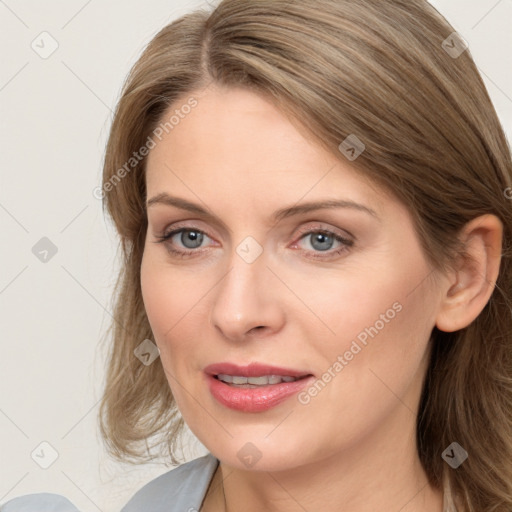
top-left (247, 376), bottom-right (270, 385)
top-left (217, 374), bottom-right (299, 386)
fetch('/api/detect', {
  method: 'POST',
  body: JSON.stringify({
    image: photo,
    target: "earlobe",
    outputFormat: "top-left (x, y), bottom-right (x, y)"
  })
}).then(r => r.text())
top-left (435, 214), bottom-right (503, 333)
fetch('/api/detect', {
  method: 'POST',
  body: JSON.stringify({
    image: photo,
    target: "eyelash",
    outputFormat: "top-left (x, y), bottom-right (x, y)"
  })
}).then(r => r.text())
top-left (153, 223), bottom-right (354, 261)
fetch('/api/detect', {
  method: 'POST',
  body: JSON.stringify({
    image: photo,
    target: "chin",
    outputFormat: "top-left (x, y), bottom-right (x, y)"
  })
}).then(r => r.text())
top-left (204, 435), bottom-right (321, 473)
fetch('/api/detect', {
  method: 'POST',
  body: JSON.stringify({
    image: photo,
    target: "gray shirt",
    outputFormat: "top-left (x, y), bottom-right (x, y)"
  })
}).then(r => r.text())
top-left (121, 452), bottom-right (219, 511)
top-left (0, 453), bottom-right (219, 512)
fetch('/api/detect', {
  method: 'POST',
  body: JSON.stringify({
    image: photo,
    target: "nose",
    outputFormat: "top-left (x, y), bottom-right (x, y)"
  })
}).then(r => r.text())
top-left (209, 247), bottom-right (285, 342)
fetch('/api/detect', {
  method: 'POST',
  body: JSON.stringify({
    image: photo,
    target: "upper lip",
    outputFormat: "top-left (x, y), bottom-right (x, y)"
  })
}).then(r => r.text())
top-left (204, 362), bottom-right (312, 378)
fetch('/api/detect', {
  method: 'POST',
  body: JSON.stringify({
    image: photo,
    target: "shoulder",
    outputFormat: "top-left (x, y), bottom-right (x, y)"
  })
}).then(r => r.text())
top-left (121, 452), bottom-right (219, 512)
top-left (0, 454), bottom-right (219, 512)
top-left (0, 492), bottom-right (80, 511)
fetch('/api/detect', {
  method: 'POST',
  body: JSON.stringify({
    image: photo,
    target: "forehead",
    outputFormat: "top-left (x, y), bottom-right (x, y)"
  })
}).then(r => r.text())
top-left (145, 86), bottom-right (387, 217)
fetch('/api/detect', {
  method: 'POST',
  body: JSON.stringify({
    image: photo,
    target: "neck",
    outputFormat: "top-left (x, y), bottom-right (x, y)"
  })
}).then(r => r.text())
top-left (203, 405), bottom-right (444, 512)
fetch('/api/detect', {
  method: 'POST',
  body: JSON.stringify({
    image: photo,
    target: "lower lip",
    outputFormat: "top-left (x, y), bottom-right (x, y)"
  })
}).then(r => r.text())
top-left (206, 374), bottom-right (315, 412)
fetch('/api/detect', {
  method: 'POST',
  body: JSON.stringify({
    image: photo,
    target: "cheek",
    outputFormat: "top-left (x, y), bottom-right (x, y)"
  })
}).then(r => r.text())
top-left (141, 258), bottom-right (168, 331)
top-left (140, 252), bottom-right (215, 375)
top-left (316, 244), bottom-right (437, 358)
top-left (140, 255), bottom-right (196, 412)
top-left (297, 288), bottom-right (434, 453)
top-left (140, 253), bottom-right (186, 352)
top-left (318, 275), bottom-right (434, 411)
top-left (274, 261), bottom-right (411, 349)
top-left (301, 255), bottom-right (436, 396)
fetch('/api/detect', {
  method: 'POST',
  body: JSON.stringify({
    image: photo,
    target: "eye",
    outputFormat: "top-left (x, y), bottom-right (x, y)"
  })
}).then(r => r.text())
top-left (292, 224), bottom-right (354, 260)
top-left (153, 226), bottom-right (213, 258)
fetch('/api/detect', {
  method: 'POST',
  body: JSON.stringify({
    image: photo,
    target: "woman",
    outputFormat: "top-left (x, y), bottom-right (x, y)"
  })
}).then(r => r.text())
top-left (99, 0), bottom-right (512, 510)
top-left (3, 0), bottom-right (511, 511)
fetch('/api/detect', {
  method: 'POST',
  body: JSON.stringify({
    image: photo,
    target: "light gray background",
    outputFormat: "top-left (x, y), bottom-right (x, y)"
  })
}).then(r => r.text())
top-left (1, 1), bottom-right (511, 511)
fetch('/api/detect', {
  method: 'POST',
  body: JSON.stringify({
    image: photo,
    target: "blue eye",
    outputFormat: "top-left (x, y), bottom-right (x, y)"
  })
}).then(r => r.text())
top-left (173, 229), bottom-right (204, 249)
top-left (154, 228), bottom-right (210, 258)
top-left (293, 227), bottom-right (354, 260)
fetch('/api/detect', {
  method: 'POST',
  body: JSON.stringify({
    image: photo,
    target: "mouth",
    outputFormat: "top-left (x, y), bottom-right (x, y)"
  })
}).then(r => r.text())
top-left (204, 362), bottom-right (315, 412)
top-left (204, 361), bottom-right (313, 382)
top-left (213, 373), bottom-right (310, 387)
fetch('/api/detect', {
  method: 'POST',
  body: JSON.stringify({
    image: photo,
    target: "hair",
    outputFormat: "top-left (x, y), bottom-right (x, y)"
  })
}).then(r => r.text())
top-left (97, 0), bottom-right (512, 510)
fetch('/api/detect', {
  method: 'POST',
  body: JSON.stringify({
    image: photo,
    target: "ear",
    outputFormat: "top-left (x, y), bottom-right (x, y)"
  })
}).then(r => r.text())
top-left (435, 214), bottom-right (503, 333)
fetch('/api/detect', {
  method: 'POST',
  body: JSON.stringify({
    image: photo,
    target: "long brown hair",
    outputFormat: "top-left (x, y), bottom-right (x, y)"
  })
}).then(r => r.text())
top-left (97, 1), bottom-right (512, 510)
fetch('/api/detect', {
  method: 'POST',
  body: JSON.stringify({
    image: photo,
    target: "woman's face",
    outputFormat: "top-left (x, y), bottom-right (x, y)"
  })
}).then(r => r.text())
top-left (141, 85), bottom-right (446, 471)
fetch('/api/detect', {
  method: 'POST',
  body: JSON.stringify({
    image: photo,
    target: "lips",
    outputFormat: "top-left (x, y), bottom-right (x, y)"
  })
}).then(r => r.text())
top-left (204, 362), bottom-right (315, 412)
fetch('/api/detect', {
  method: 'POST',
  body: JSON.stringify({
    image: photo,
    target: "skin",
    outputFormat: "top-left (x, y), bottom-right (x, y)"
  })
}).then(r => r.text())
top-left (140, 84), bottom-right (503, 512)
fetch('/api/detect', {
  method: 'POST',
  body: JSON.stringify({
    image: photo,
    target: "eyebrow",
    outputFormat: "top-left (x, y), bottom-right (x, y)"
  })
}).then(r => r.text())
top-left (146, 193), bottom-right (379, 223)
